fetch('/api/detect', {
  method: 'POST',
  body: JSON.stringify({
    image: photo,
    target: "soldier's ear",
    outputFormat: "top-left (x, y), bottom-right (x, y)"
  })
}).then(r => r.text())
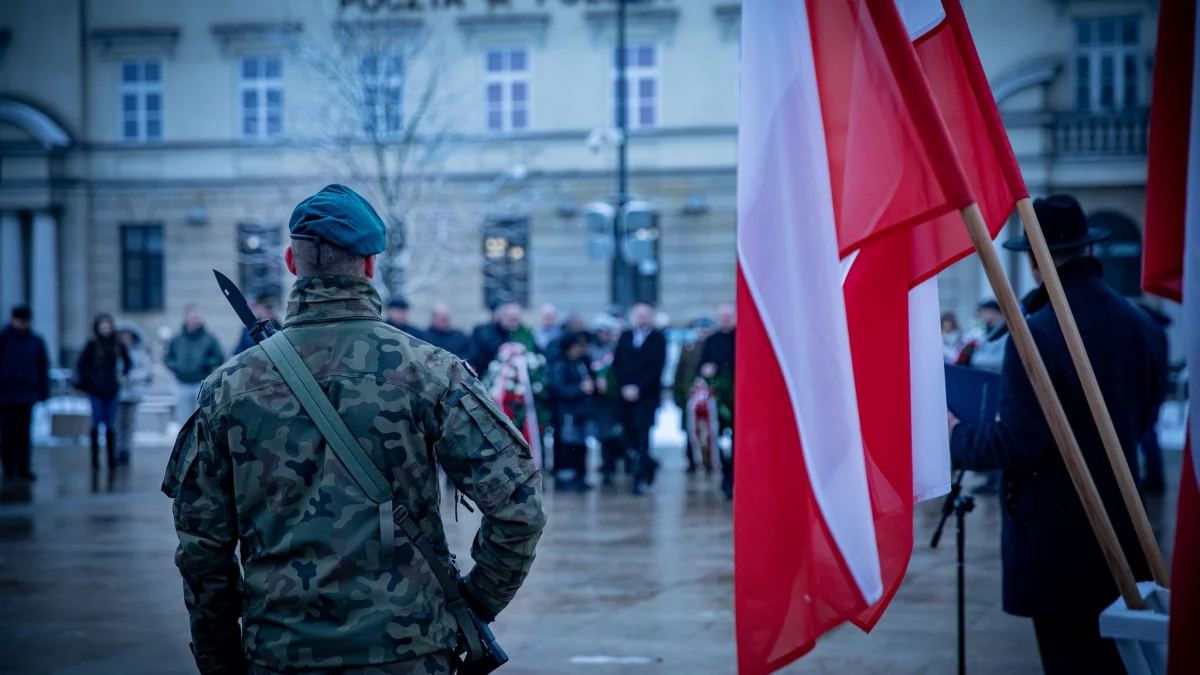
top-left (285, 246), bottom-right (297, 275)
top-left (364, 255), bottom-right (377, 279)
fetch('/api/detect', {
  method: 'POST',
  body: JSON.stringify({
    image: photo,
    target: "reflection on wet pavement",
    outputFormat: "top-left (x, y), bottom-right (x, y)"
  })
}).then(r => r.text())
top-left (0, 444), bottom-right (1181, 674)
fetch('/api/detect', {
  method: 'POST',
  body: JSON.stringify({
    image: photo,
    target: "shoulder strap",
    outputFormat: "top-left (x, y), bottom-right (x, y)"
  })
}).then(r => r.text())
top-left (260, 331), bottom-right (392, 503)
top-left (258, 331), bottom-right (485, 661)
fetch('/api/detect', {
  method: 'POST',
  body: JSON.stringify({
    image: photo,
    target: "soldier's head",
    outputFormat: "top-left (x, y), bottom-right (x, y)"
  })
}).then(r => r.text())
top-left (497, 302), bottom-right (522, 332)
top-left (431, 303), bottom-right (453, 331)
top-left (284, 184), bottom-right (385, 280)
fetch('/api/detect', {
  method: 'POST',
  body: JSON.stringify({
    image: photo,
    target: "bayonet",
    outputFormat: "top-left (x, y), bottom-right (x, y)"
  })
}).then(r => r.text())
top-left (213, 270), bottom-right (277, 344)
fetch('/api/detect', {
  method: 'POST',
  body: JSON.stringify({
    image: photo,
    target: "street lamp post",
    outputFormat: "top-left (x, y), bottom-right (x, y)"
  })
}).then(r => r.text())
top-left (613, 0), bottom-right (631, 312)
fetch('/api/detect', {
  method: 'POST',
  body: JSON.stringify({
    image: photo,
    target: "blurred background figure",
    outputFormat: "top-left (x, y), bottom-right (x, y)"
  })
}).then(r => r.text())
top-left (548, 331), bottom-right (596, 492)
top-left (589, 314), bottom-right (625, 485)
top-left (76, 313), bottom-right (130, 472)
top-left (233, 297), bottom-right (281, 355)
top-left (385, 296), bottom-right (423, 339)
top-left (941, 312), bottom-right (967, 364)
top-left (674, 317), bottom-right (714, 474)
top-left (1136, 302), bottom-right (1172, 494)
top-left (533, 303), bottom-right (561, 352)
top-left (962, 299), bottom-right (1007, 371)
top-left (701, 304), bottom-right (737, 499)
top-left (424, 302), bottom-right (474, 362)
top-left (614, 303), bottom-right (667, 495)
top-left (164, 304), bottom-right (224, 427)
top-left (0, 306), bottom-right (50, 482)
top-left (114, 321), bottom-right (154, 467)
top-left (472, 301), bottom-right (527, 373)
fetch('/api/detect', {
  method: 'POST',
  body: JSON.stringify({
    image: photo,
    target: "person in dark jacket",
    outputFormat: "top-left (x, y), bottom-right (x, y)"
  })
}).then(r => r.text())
top-left (948, 195), bottom-right (1165, 675)
top-left (471, 301), bottom-right (521, 373)
top-left (423, 303), bottom-right (474, 362)
top-left (1135, 303), bottom-right (1171, 494)
top-left (701, 305), bottom-right (737, 498)
top-left (233, 298), bottom-right (281, 355)
top-left (164, 304), bottom-right (224, 427)
top-left (589, 314), bottom-right (626, 485)
top-left (674, 318), bottom-right (713, 473)
top-left (613, 303), bottom-right (668, 495)
top-left (76, 313), bottom-right (131, 471)
top-left (548, 331), bottom-right (597, 492)
top-left (0, 306), bottom-right (50, 481)
top-left (385, 296), bottom-right (424, 340)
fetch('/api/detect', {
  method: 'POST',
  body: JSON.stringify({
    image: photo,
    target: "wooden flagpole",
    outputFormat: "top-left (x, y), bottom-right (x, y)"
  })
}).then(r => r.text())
top-left (959, 203), bottom-right (1146, 610)
top-left (1016, 197), bottom-right (1170, 588)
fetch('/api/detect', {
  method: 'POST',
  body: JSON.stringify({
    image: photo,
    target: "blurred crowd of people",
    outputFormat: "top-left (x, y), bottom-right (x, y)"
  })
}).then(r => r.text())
top-left (0, 296), bottom-right (739, 498)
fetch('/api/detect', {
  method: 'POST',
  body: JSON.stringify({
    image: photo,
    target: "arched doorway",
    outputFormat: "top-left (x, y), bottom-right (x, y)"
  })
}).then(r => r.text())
top-left (1088, 211), bottom-right (1142, 297)
top-left (0, 97), bottom-right (71, 363)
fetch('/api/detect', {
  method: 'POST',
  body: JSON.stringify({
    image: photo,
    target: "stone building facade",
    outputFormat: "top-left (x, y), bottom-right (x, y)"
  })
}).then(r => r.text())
top-left (0, 0), bottom-right (1170, 364)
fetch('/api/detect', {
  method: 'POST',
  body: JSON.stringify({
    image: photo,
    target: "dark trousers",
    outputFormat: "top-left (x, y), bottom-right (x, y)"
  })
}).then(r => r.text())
top-left (0, 403), bottom-right (35, 479)
top-left (554, 443), bottom-right (587, 482)
top-left (1033, 617), bottom-right (1126, 675)
top-left (626, 424), bottom-right (654, 485)
top-left (720, 437), bottom-right (734, 498)
top-left (600, 437), bottom-right (626, 476)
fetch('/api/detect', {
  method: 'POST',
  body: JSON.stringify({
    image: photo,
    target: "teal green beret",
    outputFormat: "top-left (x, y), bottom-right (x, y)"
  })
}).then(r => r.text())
top-left (289, 184), bottom-right (386, 256)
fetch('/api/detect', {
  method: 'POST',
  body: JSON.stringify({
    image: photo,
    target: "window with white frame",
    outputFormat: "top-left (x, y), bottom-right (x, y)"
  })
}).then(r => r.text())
top-left (612, 44), bottom-right (657, 129)
top-left (1074, 16), bottom-right (1142, 112)
top-left (484, 47), bottom-right (529, 132)
top-left (120, 59), bottom-right (163, 142)
top-left (241, 54), bottom-right (284, 139)
top-left (360, 52), bottom-right (403, 136)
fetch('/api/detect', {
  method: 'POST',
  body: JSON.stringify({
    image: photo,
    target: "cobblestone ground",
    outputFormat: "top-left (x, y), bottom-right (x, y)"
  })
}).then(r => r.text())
top-left (0, 442), bottom-right (1181, 675)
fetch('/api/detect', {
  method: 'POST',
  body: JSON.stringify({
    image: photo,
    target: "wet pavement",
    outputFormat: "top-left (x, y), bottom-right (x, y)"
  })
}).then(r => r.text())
top-left (0, 442), bottom-right (1182, 675)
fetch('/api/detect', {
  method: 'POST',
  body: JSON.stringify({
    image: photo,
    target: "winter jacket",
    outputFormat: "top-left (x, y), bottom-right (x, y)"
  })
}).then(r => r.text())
top-left (165, 325), bottom-right (224, 385)
top-left (548, 357), bottom-right (596, 428)
top-left (423, 327), bottom-right (475, 362)
top-left (0, 325), bottom-right (50, 404)
top-left (77, 337), bottom-right (131, 401)
top-left (116, 322), bottom-right (155, 404)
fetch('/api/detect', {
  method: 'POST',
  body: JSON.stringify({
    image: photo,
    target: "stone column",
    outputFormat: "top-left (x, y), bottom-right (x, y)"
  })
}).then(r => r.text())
top-left (31, 212), bottom-right (60, 365)
top-left (0, 212), bottom-right (25, 318)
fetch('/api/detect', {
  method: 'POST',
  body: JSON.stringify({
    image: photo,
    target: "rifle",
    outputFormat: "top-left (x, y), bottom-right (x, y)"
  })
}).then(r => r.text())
top-left (214, 270), bottom-right (509, 674)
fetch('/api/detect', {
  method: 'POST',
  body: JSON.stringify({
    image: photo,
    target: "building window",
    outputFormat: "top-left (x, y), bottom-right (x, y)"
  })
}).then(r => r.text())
top-left (360, 52), bottom-right (403, 136)
top-left (484, 47), bottom-right (529, 132)
top-left (613, 44), bottom-right (657, 129)
top-left (1075, 17), bottom-right (1142, 112)
top-left (238, 222), bottom-right (284, 304)
top-left (121, 225), bottom-right (164, 312)
top-left (241, 54), bottom-right (284, 138)
top-left (120, 59), bottom-right (163, 142)
top-left (483, 219), bottom-right (529, 308)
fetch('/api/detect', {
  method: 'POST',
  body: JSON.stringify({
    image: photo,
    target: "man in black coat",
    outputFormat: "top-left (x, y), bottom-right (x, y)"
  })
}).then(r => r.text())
top-left (470, 302), bottom-right (521, 373)
top-left (613, 303), bottom-right (667, 495)
top-left (423, 303), bottom-right (475, 362)
top-left (948, 195), bottom-right (1165, 675)
top-left (701, 304), bottom-right (737, 499)
top-left (0, 306), bottom-right (50, 481)
top-left (384, 296), bottom-right (424, 340)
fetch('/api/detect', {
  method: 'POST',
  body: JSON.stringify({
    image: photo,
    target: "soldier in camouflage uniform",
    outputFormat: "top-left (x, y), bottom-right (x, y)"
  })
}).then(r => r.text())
top-left (164, 184), bottom-right (546, 675)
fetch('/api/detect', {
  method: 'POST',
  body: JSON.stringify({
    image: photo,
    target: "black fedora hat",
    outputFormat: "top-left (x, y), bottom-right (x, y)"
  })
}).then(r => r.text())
top-left (1003, 194), bottom-right (1111, 252)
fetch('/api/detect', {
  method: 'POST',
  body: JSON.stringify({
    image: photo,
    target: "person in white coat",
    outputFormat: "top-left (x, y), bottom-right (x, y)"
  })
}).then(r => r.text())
top-left (115, 321), bottom-right (154, 466)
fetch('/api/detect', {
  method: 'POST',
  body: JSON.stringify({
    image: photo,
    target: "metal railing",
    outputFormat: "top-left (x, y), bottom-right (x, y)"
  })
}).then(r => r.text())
top-left (1050, 111), bottom-right (1149, 158)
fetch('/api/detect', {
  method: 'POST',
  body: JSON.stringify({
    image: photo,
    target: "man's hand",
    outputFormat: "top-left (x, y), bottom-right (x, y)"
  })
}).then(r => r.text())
top-left (580, 379), bottom-right (595, 395)
top-left (621, 385), bottom-right (640, 402)
top-left (947, 410), bottom-right (960, 437)
top-left (700, 363), bottom-right (718, 379)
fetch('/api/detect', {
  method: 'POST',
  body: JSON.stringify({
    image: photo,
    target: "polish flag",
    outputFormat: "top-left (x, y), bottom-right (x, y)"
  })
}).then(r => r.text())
top-left (735, 0), bottom-right (975, 671)
top-left (847, 0), bottom-right (1034, 630)
top-left (1141, 1), bottom-right (1199, 671)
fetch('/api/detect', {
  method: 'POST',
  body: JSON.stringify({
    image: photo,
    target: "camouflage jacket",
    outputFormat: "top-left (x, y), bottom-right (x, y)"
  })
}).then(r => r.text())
top-left (163, 276), bottom-right (545, 675)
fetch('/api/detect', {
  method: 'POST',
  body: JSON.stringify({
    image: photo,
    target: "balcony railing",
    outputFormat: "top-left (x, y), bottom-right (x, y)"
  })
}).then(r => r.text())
top-left (1050, 111), bottom-right (1149, 158)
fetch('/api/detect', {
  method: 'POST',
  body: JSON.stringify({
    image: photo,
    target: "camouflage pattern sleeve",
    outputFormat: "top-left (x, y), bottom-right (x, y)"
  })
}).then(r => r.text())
top-left (162, 409), bottom-right (247, 675)
top-left (434, 359), bottom-right (546, 620)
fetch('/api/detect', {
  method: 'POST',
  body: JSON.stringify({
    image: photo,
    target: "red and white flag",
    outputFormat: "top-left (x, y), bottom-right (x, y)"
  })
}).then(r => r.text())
top-left (735, 0), bottom-right (976, 670)
top-left (850, 0), bottom-right (1034, 630)
top-left (1142, 1), bottom-right (1199, 671)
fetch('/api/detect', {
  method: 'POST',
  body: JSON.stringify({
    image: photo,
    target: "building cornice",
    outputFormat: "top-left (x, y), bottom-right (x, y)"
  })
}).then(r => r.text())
top-left (456, 13), bottom-right (551, 48)
top-left (210, 22), bottom-right (303, 56)
top-left (89, 26), bottom-right (182, 59)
